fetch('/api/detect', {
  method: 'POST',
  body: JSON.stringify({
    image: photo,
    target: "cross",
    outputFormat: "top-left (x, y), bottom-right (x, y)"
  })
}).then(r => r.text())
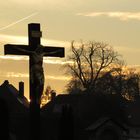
top-left (4, 23), bottom-right (65, 140)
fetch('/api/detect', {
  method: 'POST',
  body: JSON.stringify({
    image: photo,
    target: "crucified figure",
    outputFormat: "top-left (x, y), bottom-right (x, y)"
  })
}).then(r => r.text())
top-left (30, 46), bottom-right (45, 104)
top-left (13, 45), bottom-right (47, 103)
top-left (13, 45), bottom-right (62, 104)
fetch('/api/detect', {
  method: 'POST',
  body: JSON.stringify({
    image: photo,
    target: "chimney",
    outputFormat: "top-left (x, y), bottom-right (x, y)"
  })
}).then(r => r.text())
top-left (3, 80), bottom-right (9, 86)
top-left (51, 90), bottom-right (56, 101)
top-left (19, 82), bottom-right (24, 97)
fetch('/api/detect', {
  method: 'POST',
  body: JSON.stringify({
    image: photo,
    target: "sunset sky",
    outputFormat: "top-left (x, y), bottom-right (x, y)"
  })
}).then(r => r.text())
top-left (0, 0), bottom-right (140, 99)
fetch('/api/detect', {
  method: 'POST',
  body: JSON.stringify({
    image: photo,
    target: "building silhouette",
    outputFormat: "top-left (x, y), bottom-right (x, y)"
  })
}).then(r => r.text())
top-left (0, 80), bottom-right (140, 140)
top-left (0, 80), bottom-right (29, 140)
top-left (41, 93), bottom-right (140, 140)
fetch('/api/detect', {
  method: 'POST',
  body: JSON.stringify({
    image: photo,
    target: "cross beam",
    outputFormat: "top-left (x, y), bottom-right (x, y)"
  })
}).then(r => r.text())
top-left (4, 44), bottom-right (64, 57)
top-left (4, 23), bottom-right (65, 140)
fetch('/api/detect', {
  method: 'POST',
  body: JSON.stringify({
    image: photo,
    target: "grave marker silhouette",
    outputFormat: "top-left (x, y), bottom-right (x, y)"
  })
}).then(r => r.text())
top-left (4, 23), bottom-right (65, 140)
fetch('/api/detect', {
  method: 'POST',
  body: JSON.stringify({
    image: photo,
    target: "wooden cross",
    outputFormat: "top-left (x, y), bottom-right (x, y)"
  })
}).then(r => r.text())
top-left (4, 23), bottom-right (65, 140)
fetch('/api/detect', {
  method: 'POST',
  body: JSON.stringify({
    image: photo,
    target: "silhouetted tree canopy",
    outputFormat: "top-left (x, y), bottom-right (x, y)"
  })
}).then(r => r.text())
top-left (64, 41), bottom-right (140, 100)
top-left (95, 67), bottom-right (140, 100)
top-left (65, 41), bottom-right (124, 94)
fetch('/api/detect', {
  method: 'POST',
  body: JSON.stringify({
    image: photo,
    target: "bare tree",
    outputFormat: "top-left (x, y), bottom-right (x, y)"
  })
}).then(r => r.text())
top-left (65, 41), bottom-right (123, 93)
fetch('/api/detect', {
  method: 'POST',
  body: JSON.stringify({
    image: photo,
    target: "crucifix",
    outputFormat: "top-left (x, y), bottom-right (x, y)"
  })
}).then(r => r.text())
top-left (4, 23), bottom-right (65, 140)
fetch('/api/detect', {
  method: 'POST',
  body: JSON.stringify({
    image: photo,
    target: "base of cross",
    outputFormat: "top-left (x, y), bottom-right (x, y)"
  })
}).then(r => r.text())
top-left (30, 101), bottom-right (40, 140)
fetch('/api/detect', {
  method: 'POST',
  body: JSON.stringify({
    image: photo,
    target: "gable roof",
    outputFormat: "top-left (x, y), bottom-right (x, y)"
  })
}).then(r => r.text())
top-left (86, 117), bottom-right (128, 131)
top-left (0, 80), bottom-right (29, 114)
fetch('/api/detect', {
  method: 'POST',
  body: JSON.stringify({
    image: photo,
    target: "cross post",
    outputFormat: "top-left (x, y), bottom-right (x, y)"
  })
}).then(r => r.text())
top-left (4, 23), bottom-right (65, 140)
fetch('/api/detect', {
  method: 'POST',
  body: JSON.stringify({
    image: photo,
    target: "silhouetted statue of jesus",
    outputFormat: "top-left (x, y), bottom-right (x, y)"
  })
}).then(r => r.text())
top-left (13, 45), bottom-right (63, 104)
top-left (30, 45), bottom-right (45, 104)
top-left (14, 45), bottom-right (47, 103)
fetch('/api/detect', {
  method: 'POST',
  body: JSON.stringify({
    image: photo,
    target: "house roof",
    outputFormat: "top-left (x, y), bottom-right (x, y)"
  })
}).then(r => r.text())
top-left (85, 117), bottom-right (128, 131)
top-left (41, 93), bottom-right (140, 127)
top-left (123, 98), bottom-right (140, 126)
top-left (86, 117), bottom-right (110, 131)
top-left (0, 80), bottom-right (29, 113)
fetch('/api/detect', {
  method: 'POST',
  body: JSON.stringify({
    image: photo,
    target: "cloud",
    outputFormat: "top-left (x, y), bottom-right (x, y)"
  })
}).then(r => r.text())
top-left (0, 55), bottom-right (72, 65)
top-left (0, 34), bottom-right (28, 44)
top-left (0, 56), bottom-right (29, 61)
top-left (43, 59), bottom-right (72, 65)
top-left (0, 34), bottom-right (69, 46)
top-left (0, 72), bottom-right (28, 78)
top-left (0, 71), bottom-right (70, 81)
top-left (46, 75), bottom-right (70, 81)
top-left (0, 57), bottom-right (73, 68)
top-left (77, 12), bottom-right (140, 21)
